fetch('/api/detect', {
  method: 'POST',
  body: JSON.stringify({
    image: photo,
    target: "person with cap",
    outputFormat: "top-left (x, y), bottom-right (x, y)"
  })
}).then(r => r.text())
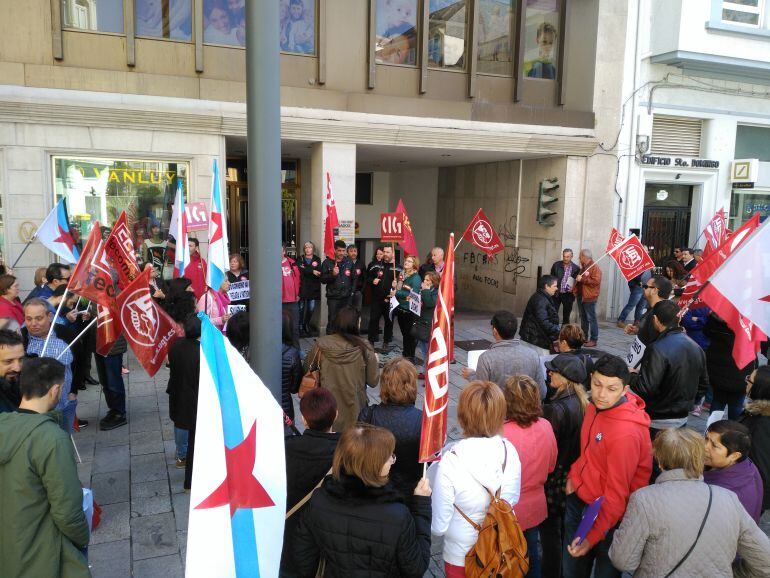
top-left (540, 354), bottom-right (589, 578)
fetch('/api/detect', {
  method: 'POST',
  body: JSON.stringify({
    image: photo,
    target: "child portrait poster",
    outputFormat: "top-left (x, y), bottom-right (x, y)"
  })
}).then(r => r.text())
top-left (376, 0), bottom-right (419, 65)
top-left (523, 0), bottom-right (559, 80)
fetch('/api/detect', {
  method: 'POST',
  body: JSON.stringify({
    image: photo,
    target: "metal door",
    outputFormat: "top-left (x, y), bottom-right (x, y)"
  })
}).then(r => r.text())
top-left (642, 207), bottom-right (691, 265)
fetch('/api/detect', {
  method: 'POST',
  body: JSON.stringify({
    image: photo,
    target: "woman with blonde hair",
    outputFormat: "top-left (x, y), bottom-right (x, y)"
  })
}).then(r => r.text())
top-left (358, 357), bottom-right (422, 498)
top-left (394, 255), bottom-right (421, 362)
top-left (431, 380), bottom-right (522, 578)
top-left (291, 424), bottom-right (432, 576)
top-left (609, 427), bottom-right (770, 577)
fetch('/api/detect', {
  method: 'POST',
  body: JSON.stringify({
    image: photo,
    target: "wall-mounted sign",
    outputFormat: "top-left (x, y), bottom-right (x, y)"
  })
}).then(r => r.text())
top-left (19, 221), bottom-right (37, 243)
top-left (731, 159), bottom-right (759, 189)
top-left (185, 202), bottom-right (209, 231)
top-left (640, 156), bottom-right (719, 168)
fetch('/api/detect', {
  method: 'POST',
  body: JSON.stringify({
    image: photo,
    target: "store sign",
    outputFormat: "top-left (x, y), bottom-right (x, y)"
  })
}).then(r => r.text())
top-left (640, 156), bottom-right (719, 168)
top-left (73, 166), bottom-right (177, 184)
top-left (185, 202), bottom-right (209, 231)
top-left (380, 212), bottom-right (404, 242)
top-left (731, 159), bottom-right (759, 189)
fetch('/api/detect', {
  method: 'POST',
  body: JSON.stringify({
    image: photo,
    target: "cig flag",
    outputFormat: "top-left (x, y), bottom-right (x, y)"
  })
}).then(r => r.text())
top-left (395, 199), bottom-right (419, 257)
top-left (323, 172), bottom-right (340, 260)
top-left (207, 159), bottom-right (229, 291)
top-left (95, 304), bottom-right (121, 356)
top-left (36, 198), bottom-right (80, 263)
top-left (693, 213), bottom-right (760, 285)
top-left (608, 235), bottom-right (655, 282)
top-left (186, 314), bottom-right (286, 578)
top-left (69, 222), bottom-right (115, 310)
top-left (172, 179), bottom-right (191, 277)
top-left (461, 209), bottom-right (504, 257)
top-left (419, 233), bottom-right (454, 462)
top-left (703, 208), bottom-right (729, 252)
top-left (102, 212), bottom-right (141, 289)
top-left (606, 228), bottom-right (624, 252)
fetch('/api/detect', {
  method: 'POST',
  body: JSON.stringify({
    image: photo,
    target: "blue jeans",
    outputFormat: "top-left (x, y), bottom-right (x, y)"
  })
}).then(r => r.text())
top-left (524, 527), bottom-right (541, 578)
top-left (418, 340), bottom-right (428, 372)
top-left (95, 354), bottom-right (126, 415)
top-left (175, 427), bottom-right (189, 460)
top-left (57, 397), bottom-right (78, 434)
top-left (618, 285), bottom-right (645, 323)
top-left (578, 299), bottom-right (598, 342)
top-left (299, 298), bottom-right (318, 333)
top-left (712, 390), bottom-right (745, 420)
top-left (562, 493), bottom-right (620, 578)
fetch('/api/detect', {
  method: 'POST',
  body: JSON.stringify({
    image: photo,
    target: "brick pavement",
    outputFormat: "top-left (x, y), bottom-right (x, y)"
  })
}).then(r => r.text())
top-left (74, 313), bottom-right (766, 577)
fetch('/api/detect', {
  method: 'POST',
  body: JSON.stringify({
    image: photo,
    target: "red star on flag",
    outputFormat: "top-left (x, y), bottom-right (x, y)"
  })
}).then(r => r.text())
top-left (194, 421), bottom-right (275, 518)
top-left (761, 295), bottom-right (770, 303)
top-left (209, 212), bottom-right (223, 245)
top-left (54, 225), bottom-right (76, 254)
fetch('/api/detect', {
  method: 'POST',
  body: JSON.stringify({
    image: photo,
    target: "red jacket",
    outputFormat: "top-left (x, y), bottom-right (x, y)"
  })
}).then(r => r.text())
top-left (183, 253), bottom-right (208, 300)
top-left (281, 257), bottom-right (300, 304)
top-left (573, 259), bottom-right (602, 303)
top-left (567, 392), bottom-right (652, 545)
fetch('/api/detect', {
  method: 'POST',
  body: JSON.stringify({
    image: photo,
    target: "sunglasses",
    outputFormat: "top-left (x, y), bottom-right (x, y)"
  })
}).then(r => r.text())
top-left (642, 285), bottom-right (655, 290)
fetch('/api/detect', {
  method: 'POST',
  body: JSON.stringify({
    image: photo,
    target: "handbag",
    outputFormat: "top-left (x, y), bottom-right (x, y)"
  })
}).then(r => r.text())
top-left (663, 485), bottom-right (712, 577)
top-left (298, 348), bottom-right (322, 399)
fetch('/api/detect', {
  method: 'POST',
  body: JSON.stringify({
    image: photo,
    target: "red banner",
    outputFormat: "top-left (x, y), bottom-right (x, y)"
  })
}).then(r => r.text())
top-left (96, 304), bottom-right (122, 356)
top-left (692, 213), bottom-right (760, 285)
top-left (703, 208), bottom-right (728, 251)
top-left (395, 199), bottom-right (419, 257)
top-left (116, 269), bottom-right (181, 376)
top-left (606, 227), bottom-right (624, 252)
top-left (419, 233), bottom-right (454, 463)
top-left (103, 212), bottom-right (141, 290)
top-left (68, 222), bottom-right (117, 310)
top-left (324, 172), bottom-right (340, 260)
top-left (461, 209), bottom-right (503, 257)
top-left (609, 235), bottom-right (655, 281)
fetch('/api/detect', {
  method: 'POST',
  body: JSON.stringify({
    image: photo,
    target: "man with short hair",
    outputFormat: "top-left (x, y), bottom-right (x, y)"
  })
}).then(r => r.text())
top-left (519, 275), bottom-right (560, 355)
top-left (672, 247), bottom-right (683, 263)
top-left (551, 248), bottom-right (580, 324)
top-left (681, 247), bottom-right (696, 272)
top-left (0, 357), bottom-right (90, 577)
top-left (184, 237), bottom-right (208, 300)
top-left (25, 263), bottom-right (71, 303)
top-left (574, 249), bottom-right (602, 347)
top-left (347, 244), bottom-right (365, 310)
top-left (462, 310), bottom-right (544, 392)
top-left (320, 239), bottom-right (357, 334)
top-left (21, 299), bottom-right (76, 433)
top-left (623, 275), bottom-right (672, 346)
top-left (0, 330), bottom-right (25, 412)
top-left (693, 248), bottom-right (704, 263)
top-left (366, 245), bottom-right (401, 347)
top-left (632, 300), bottom-right (708, 436)
top-left (563, 354), bottom-right (652, 577)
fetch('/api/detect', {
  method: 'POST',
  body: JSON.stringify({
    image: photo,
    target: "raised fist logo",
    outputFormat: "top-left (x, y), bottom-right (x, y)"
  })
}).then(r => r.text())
top-left (472, 219), bottom-right (493, 247)
top-left (120, 290), bottom-right (159, 346)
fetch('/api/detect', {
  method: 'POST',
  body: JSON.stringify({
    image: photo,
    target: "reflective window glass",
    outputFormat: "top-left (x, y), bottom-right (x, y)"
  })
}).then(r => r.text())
top-left (62, 0), bottom-right (124, 33)
top-left (203, 0), bottom-right (245, 46)
top-left (135, 0), bottom-right (192, 41)
top-left (523, 0), bottom-right (559, 80)
top-left (477, 0), bottom-right (514, 75)
top-left (280, 0), bottom-right (316, 55)
top-left (428, 0), bottom-right (468, 70)
top-left (376, 0), bottom-right (419, 66)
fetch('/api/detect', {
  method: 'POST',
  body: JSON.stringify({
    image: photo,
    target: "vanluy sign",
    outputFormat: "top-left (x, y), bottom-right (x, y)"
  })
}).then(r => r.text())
top-left (639, 156), bottom-right (719, 168)
top-left (73, 167), bottom-right (177, 184)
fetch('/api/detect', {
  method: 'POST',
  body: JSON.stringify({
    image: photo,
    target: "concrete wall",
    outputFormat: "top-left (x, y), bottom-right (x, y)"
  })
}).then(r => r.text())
top-left (355, 172), bottom-right (391, 240)
top-left (389, 168), bottom-right (439, 260)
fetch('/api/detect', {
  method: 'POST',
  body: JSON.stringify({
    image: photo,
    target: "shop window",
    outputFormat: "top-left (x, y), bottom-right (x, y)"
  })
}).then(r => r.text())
top-left (523, 0), bottom-right (560, 80)
top-left (355, 173), bottom-right (373, 205)
top-left (428, 0), bottom-right (468, 70)
top-left (135, 0), bottom-right (192, 41)
top-left (730, 190), bottom-right (770, 229)
top-left (62, 0), bottom-right (124, 33)
top-left (53, 157), bottom-right (189, 274)
top-left (477, 0), bottom-right (514, 75)
top-left (722, 0), bottom-right (764, 27)
top-left (376, 0), bottom-right (419, 66)
top-left (281, 160), bottom-right (301, 254)
top-left (280, 0), bottom-right (316, 55)
top-left (203, 0), bottom-right (245, 46)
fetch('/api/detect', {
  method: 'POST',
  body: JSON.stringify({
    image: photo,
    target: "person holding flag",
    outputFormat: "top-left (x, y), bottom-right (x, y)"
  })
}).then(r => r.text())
top-left (574, 249), bottom-right (602, 347)
top-left (320, 240), bottom-right (357, 335)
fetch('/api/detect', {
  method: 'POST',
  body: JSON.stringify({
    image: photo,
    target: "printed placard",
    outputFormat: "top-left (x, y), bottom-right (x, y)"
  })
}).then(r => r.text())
top-left (409, 289), bottom-right (422, 316)
top-left (228, 304), bottom-right (247, 315)
top-left (626, 337), bottom-right (646, 368)
top-left (228, 280), bottom-right (250, 302)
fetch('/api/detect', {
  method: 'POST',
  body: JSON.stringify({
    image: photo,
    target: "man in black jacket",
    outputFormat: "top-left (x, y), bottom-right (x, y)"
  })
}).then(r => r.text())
top-left (550, 249), bottom-right (580, 325)
top-left (347, 244), bottom-right (365, 311)
top-left (623, 275), bottom-right (672, 346)
top-left (320, 240), bottom-right (357, 334)
top-left (367, 245), bottom-right (401, 348)
top-left (632, 300), bottom-right (708, 437)
top-left (519, 275), bottom-right (560, 354)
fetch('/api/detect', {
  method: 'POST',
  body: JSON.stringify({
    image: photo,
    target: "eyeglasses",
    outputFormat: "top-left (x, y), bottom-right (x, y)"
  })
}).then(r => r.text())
top-left (746, 376), bottom-right (754, 386)
top-left (642, 285), bottom-right (655, 290)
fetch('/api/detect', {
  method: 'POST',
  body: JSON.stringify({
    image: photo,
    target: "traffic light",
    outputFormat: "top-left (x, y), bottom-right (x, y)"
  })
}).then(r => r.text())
top-left (537, 177), bottom-right (559, 227)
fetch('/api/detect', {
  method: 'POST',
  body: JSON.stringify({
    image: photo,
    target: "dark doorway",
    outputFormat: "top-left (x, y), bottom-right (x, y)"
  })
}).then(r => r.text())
top-left (642, 184), bottom-right (693, 265)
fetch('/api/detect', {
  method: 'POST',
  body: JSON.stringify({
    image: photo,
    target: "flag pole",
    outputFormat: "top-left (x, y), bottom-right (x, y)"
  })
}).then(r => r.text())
top-left (56, 317), bottom-right (98, 360)
top-left (10, 236), bottom-right (36, 269)
top-left (41, 286), bottom-right (70, 356)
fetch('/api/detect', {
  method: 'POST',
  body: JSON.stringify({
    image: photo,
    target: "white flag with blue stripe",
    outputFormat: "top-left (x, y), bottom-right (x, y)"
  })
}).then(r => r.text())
top-left (172, 179), bottom-right (190, 277)
top-left (206, 159), bottom-right (229, 291)
top-left (186, 314), bottom-right (286, 578)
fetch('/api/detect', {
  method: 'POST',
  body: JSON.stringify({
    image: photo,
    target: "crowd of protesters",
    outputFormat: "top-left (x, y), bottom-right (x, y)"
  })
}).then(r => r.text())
top-left (2, 237), bottom-right (770, 578)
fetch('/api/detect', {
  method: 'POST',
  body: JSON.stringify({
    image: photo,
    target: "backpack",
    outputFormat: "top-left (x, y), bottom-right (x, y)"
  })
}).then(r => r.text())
top-left (453, 441), bottom-right (529, 578)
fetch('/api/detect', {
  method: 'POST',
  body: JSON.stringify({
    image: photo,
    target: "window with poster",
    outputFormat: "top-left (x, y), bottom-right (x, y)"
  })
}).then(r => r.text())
top-left (523, 0), bottom-right (560, 80)
top-left (730, 189), bottom-right (770, 230)
top-left (477, 0), bottom-right (515, 75)
top-left (52, 157), bottom-right (189, 281)
top-left (376, 0), bottom-right (419, 66)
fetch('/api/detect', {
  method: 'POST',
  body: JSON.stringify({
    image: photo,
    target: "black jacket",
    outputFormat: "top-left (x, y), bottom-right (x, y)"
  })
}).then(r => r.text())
top-left (550, 260), bottom-right (579, 293)
top-left (358, 403), bottom-right (423, 499)
top-left (367, 261), bottom-right (402, 301)
top-left (632, 326), bottom-right (709, 421)
top-left (281, 429), bottom-right (341, 576)
top-left (543, 389), bottom-right (585, 477)
top-left (635, 307), bottom-right (659, 346)
top-left (0, 377), bottom-right (20, 413)
top-left (292, 474), bottom-right (431, 578)
top-left (519, 289), bottom-right (560, 350)
top-left (166, 337), bottom-right (200, 430)
top-left (297, 255), bottom-right (322, 300)
top-left (351, 258), bottom-right (366, 292)
top-left (704, 315), bottom-right (755, 394)
top-left (282, 344), bottom-right (303, 419)
top-left (739, 400), bottom-right (770, 511)
top-left (320, 256), bottom-right (357, 300)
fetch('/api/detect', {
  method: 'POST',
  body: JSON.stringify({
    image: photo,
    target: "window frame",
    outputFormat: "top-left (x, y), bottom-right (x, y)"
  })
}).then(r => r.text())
top-left (133, 0), bottom-right (195, 43)
top-left (721, 0), bottom-right (765, 28)
top-left (372, 0), bottom-right (422, 68)
top-left (426, 0), bottom-right (472, 72)
top-left (475, 0), bottom-right (517, 78)
top-left (60, 0), bottom-right (127, 35)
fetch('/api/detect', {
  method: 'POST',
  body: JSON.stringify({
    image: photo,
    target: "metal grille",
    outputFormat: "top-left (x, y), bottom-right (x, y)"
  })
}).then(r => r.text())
top-left (651, 115), bottom-right (703, 156)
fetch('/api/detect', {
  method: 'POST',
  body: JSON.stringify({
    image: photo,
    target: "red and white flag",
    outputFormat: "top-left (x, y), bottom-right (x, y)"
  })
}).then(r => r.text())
top-left (699, 218), bottom-right (770, 368)
top-left (704, 208), bottom-right (729, 251)
top-left (606, 228), bottom-right (624, 252)
top-left (608, 235), bottom-right (655, 281)
top-left (116, 268), bottom-right (181, 376)
top-left (395, 199), bottom-right (419, 257)
top-left (95, 304), bottom-right (121, 356)
top-left (461, 209), bottom-right (504, 257)
top-left (692, 213), bottom-right (760, 285)
top-left (323, 172), bottom-right (340, 260)
top-left (419, 233), bottom-right (454, 463)
top-left (69, 223), bottom-right (116, 310)
top-left (102, 212), bottom-right (141, 289)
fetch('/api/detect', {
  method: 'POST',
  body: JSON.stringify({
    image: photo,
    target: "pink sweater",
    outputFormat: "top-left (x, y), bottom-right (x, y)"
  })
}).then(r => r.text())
top-left (503, 418), bottom-right (557, 529)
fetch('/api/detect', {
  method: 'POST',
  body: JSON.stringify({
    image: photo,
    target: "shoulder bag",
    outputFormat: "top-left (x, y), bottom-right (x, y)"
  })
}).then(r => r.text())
top-left (663, 484), bottom-right (712, 577)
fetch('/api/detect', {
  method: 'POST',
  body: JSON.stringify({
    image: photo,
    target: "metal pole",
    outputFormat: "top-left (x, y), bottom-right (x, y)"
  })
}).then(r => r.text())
top-left (246, 0), bottom-right (281, 402)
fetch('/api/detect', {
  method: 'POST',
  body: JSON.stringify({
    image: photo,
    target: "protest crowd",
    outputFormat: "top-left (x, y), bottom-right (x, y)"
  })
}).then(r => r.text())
top-left (1, 186), bottom-right (770, 578)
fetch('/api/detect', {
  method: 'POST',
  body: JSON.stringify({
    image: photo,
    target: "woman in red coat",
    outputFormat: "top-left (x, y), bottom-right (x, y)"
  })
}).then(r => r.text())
top-left (0, 274), bottom-right (24, 331)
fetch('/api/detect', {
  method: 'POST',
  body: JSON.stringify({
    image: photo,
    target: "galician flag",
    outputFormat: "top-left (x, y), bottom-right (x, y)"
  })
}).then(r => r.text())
top-left (207, 159), bottom-right (229, 291)
top-left (186, 313), bottom-right (286, 578)
top-left (36, 198), bottom-right (80, 263)
top-left (323, 172), bottom-right (340, 260)
top-left (172, 179), bottom-right (190, 277)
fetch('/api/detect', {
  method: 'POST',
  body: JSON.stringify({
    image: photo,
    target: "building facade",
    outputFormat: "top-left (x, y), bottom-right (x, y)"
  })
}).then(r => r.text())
top-left (0, 0), bottom-right (628, 320)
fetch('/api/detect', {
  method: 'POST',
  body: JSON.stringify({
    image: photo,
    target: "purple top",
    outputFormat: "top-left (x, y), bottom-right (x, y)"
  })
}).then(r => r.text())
top-left (704, 458), bottom-right (764, 523)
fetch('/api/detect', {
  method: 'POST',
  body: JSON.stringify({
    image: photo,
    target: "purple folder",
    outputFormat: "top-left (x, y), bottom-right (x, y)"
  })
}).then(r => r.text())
top-left (574, 496), bottom-right (604, 544)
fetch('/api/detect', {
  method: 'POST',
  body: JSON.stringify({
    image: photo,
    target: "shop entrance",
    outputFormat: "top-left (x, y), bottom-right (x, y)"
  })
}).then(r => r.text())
top-left (641, 183), bottom-right (693, 265)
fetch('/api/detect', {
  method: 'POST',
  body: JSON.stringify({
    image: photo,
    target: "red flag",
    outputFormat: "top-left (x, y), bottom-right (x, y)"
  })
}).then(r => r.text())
top-left (96, 303), bottom-right (122, 356)
top-left (323, 172), bottom-right (340, 260)
top-left (116, 268), bottom-right (181, 376)
top-left (606, 227), bottom-right (624, 252)
top-left (103, 212), bottom-right (141, 289)
top-left (692, 213), bottom-right (760, 285)
top-left (703, 208), bottom-right (728, 251)
top-left (69, 222), bottom-right (117, 309)
top-left (395, 199), bottom-right (419, 257)
top-left (419, 233), bottom-right (454, 463)
top-left (608, 235), bottom-right (655, 281)
top-left (461, 209), bottom-right (504, 257)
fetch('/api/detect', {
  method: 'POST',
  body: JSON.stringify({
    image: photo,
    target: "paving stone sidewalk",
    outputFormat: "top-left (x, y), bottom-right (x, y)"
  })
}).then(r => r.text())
top-left (74, 312), bottom-right (766, 577)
